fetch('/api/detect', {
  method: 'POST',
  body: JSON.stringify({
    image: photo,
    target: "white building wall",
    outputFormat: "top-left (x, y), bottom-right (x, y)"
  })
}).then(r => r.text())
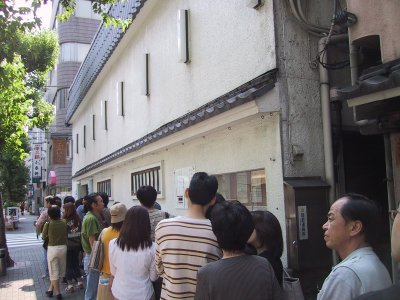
top-left (73, 111), bottom-right (287, 263)
top-left (71, 0), bottom-right (276, 171)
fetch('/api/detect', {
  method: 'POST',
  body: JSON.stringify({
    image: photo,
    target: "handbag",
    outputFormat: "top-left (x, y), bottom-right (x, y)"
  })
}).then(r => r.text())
top-left (88, 230), bottom-right (104, 271)
top-left (283, 269), bottom-right (305, 300)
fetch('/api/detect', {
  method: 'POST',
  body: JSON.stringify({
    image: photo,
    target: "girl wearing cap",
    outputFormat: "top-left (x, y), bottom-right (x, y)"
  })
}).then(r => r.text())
top-left (98, 203), bottom-right (127, 300)
top-left (109, 206), bottom-right (158, 300)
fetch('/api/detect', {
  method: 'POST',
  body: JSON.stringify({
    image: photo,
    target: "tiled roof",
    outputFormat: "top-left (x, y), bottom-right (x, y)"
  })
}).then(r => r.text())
top-left (66, 0), bottom-right (147, 123)
top-left (72, 69), bottom-right (278, 178)
top-left (335, 58), bottom-right (400, 101)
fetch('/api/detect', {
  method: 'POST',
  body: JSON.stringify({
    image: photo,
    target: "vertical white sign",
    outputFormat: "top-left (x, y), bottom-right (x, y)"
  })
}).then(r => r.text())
top-left (298, 205), bottom-right (308, 240)
top-left (32, 144), bottom-right (42, 181)
top-left (174, 166), bottom-right (195, 209)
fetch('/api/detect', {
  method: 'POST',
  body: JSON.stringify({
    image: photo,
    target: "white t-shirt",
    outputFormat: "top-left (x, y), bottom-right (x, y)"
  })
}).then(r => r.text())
top-left (109, 238), bottom-right (158, 300)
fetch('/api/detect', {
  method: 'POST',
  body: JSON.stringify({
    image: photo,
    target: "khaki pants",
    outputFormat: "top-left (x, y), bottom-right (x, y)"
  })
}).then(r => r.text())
top-left (96, 273), bottom-right (113, 300)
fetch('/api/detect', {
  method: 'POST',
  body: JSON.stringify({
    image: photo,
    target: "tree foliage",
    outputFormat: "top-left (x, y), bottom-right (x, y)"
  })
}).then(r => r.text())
top-left (0, 1), bottom-right (59, 267)
top-left (0, 136), bottom-right (30, 207)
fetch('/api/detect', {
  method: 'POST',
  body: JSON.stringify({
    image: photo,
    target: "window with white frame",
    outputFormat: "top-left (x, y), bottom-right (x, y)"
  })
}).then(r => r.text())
top-left (60, 43), bottom-right (91, 63)
top-left (214, 169), bottom-right (266, 206)
top-left (131, 165), bottom-right (162, 197)
top-left (97, 179), bottom-right (111, 197)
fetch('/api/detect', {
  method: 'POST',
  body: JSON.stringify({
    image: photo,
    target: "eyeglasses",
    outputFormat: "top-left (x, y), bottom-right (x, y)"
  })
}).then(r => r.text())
top-left (389, 209), bottom-right (400, 221)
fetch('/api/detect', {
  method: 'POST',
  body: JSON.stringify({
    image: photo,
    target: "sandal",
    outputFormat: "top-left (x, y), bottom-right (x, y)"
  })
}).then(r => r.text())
top-left (77, 282), bottom-right (84, 290)
top-left (65, 285), bottom-right (74, 293)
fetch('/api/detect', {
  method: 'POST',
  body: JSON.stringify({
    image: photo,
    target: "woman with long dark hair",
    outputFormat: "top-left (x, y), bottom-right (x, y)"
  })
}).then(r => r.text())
top-left (63, 202), bottom-right (83, 293)
top-left (247, 210), bottom-right (284, 287)
top-left (109, 206), bottom-right (158, 300)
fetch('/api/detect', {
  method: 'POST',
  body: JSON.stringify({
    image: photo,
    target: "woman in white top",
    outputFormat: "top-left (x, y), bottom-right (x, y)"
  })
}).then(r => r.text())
top-left (109, 206), bottom-right (158, 300)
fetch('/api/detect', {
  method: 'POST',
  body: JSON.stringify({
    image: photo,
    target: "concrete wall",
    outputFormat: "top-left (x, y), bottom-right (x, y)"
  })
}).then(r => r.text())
top-left (71, 0), bottom-right (276, 171)
top-left (273, 0), bottom-right (331, 178)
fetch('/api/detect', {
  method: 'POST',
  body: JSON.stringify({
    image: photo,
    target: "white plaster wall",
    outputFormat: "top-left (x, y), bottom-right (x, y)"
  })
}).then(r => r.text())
top-left (71, 0), bottom-right (276, 173)
top-left (73, 112), bottom-right (287, 264)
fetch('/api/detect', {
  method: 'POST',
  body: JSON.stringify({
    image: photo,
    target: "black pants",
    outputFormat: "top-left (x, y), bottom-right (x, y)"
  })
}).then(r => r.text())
top-left (66, 248), bottom-right (82, 282)
top-left (152, 277), bottom-right (163, 300)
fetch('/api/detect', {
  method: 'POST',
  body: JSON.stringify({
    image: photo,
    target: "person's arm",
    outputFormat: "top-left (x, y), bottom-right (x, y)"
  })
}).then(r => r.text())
top-left (36, 211), bottom-right (47, 232)
top-left (154, 224), bottom-right (164, 275)
top-left (41, 222), bottom-right (49, 241)
top-left (194, 268), bottom-right (209, 300)
top-left (88, 235), bottom-right (96, 249)
top-left (109, 240), bottom-right (116, 276)
top-left (86, 217), bottom-right (100, 250)
top-left (150, 244), bottom-right (159, 281)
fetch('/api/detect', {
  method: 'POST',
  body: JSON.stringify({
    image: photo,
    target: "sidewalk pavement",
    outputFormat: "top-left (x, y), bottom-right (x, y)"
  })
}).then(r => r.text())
top-left (0, 213), bottom-right (85, 299)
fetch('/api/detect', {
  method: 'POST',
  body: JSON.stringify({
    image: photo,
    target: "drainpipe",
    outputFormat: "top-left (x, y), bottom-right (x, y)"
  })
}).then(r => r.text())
top-left (319, 34), bottom-right (348, 204)
top-left (319, 33), bottom-right (348, 266)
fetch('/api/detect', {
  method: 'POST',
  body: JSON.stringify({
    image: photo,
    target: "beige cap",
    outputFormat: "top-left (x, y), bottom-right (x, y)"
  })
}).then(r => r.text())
top-left (110, 203), bottom-right (127, 224)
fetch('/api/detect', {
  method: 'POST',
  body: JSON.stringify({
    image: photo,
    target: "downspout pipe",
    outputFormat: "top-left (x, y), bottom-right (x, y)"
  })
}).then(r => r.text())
top-left (318, 34), bottom-right (348, 205)
top-left (319, 33), bottom-right (348, 266)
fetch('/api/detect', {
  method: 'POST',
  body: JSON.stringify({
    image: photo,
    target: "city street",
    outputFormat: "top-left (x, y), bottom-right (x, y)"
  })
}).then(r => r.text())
top-left (0, 214), bottom-right (84, 299)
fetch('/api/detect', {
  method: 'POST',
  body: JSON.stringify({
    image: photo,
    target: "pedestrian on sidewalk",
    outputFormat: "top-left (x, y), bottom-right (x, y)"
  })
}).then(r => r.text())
top-left (109, 206), bottom-right (158, 300)
top-left (42, 206), bottom-right (68, 300)
top-left (97, 202), bottom-right (127, 300)
top-left (36, 195), bottom-right (56, 279)
top-left (63, 202), bottom-right (84, 293)
top-left (81, 193), bottom-right (104, 300)
top-left (137, 185), bottom-right (173, 300)
top-left (317, 193), bottom-right (391, 300)
top-left (247, 210), bottom-right (284, 287)
top-left (195, 201), bottom-right (282, 300)
top-left (155, 172), bottom-right (222, 299)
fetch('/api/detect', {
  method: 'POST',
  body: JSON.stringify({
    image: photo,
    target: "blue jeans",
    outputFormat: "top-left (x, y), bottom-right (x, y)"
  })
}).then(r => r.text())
top-left (84, 253), bottom-right (100, 300)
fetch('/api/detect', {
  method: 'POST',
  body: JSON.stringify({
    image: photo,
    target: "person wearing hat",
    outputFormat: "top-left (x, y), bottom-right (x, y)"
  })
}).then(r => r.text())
top-left (97, 203), bottom-right (127, 300)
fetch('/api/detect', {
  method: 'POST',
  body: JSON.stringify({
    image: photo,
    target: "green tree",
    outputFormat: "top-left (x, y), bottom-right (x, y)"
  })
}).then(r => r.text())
top-left (0, 137), bottom-right (30, 207)
top-left (0, 0), bottom-right (128, 267)
top-left (0, 29), bottom-right (58, 267)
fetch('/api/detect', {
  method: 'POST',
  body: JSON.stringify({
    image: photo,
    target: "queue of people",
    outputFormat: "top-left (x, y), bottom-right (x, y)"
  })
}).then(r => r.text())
top-left (35, 171), bottom-right (400, 300)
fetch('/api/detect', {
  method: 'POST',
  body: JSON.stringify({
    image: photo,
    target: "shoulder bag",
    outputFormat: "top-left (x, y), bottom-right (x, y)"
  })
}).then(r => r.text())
top-left (283, 268), bottom-right (305, 300)
top-left (88, 229), bottom-right (104, 271)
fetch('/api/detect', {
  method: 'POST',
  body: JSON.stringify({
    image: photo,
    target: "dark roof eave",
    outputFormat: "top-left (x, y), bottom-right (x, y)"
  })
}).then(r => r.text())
top-left (334, 58), bottom-right (400, 101)
top-left (72, 69), bottom-right (278, 178)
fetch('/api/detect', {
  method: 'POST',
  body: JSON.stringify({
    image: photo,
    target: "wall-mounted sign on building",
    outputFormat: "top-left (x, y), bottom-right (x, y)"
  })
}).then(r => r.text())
top-left (53, 139), bottom-right (67, 165)
top-left (32, 143), bottom-right (42, 183)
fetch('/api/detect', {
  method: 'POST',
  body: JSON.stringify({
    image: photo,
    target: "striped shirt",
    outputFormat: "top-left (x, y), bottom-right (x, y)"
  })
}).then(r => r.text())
top-left (155, 216), bottom-right (222, 300)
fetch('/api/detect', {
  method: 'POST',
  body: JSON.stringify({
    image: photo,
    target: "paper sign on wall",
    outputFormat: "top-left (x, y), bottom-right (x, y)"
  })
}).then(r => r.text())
top-left (174, 167), bottom-right (195, 209)
top-left (298, 205), bottom-right (309, 240)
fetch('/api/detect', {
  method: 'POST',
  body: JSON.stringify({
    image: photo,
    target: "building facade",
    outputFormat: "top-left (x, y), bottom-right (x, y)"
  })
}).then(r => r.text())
top-left (45, 0), bottom-right (101, 197)
top-left (66, 0), bottom-right (400, 294)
